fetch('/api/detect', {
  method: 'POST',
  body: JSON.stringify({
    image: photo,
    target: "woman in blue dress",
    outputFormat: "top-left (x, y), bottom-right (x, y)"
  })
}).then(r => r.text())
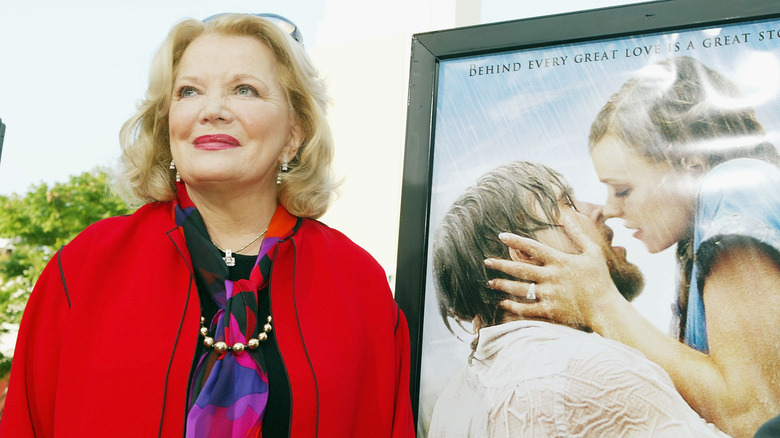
top-left (487, 56), bottom-right (780, 437)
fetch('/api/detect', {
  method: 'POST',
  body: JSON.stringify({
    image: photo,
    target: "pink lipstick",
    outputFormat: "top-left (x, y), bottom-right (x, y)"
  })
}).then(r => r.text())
top-left (193, 134), bottom-right (241, 150)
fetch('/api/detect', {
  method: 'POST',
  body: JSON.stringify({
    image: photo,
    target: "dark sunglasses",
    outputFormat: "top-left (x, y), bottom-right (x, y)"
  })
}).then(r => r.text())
top-left (202, 13), bottom-right (304, 46)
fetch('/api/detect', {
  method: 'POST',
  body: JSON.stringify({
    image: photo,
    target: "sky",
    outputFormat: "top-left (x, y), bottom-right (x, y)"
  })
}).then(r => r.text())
top-left (0, 0), bottom-right (644, 196)
top-left (0, 1), bottom-right (321, 196)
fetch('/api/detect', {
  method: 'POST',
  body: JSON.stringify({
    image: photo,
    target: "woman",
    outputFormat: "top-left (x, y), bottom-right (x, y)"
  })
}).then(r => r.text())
top-left (0, 13), bottom-right (413, 437)
top-left (486, 56), bottom-right (780, 437)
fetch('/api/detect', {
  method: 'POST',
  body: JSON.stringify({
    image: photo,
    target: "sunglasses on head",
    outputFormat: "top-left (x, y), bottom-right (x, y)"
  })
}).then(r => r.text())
top-left (202, 12), bottom-right (304, 46)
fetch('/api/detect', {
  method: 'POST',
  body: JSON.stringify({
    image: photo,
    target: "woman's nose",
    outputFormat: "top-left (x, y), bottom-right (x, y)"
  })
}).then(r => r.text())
top-left (601, 198), bottom-right (621, 219)
top-left (200, 94), bottom-right (232, 123)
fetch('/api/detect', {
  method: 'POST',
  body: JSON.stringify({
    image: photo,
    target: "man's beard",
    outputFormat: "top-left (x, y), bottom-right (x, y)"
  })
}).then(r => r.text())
top-left (607, 253), bottom-right (645, 302)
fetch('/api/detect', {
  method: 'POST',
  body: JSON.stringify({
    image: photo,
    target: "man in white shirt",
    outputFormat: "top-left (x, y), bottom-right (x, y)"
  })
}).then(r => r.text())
top-left (429, 161), bottom-right (728, 437)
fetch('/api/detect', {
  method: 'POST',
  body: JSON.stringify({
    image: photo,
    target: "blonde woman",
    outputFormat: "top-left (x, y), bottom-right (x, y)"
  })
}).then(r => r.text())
top-left (1, 13), bottom-right (413, 437)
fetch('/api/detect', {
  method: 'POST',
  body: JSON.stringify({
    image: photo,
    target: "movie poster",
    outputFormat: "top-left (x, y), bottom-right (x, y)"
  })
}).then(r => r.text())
top-left (416, 16), bottom-right (780, 436)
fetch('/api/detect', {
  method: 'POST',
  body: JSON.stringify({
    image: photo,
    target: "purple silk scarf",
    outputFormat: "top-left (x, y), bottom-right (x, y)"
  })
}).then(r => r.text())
top-left (174, 184), bottom-right (296, 437)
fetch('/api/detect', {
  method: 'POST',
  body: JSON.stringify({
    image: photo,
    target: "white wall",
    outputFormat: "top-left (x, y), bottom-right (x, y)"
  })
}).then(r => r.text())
top-left (314, 0), bottom-right (484, 285)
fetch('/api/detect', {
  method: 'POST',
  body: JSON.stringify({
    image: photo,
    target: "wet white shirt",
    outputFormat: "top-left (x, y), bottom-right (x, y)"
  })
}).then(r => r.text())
top-left (428, 320), bottom-right (730, 438)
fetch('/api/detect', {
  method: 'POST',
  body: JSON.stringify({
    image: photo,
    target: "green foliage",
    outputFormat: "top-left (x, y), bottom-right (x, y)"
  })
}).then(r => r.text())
top-left (0, 352), bottom-right (11, 377)
top-left (0, 170), bottom-right (131, 249)
top-left (0, 169), bottom-right (133, 329)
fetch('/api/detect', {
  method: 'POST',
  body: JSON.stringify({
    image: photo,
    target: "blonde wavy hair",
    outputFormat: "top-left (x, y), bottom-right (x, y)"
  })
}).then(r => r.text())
top-left (114, 13), bottom-right (337, 218)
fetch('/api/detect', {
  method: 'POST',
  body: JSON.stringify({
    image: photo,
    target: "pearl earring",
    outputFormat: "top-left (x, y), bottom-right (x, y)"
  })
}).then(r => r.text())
top-left (170, 160), bottom-right (181, 182)
top-left (277, 159), bottom-right (289, 185)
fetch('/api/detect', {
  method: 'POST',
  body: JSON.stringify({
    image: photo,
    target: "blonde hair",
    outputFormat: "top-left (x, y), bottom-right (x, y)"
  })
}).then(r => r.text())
top-left (589, 56), bottom-right (779, 169)
top-left (114, 13), bottom-right (337, 218)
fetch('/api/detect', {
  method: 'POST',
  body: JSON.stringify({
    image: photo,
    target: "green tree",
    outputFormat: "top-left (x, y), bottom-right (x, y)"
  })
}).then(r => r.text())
top-left (0, 170), bottom-right (132, 375)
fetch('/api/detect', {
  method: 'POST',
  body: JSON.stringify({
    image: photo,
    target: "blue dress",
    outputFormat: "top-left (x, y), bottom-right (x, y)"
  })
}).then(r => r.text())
top-left (682, 158), bottom-right (780, 352)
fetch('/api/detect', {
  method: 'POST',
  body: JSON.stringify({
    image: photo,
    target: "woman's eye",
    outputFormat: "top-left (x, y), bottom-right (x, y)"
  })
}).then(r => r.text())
top-left (177, 86), bottom-right (198, 98)
top-left (614, 188), bottom-right (630, 198)
top-left (235, 85), bottom-right (259, 96)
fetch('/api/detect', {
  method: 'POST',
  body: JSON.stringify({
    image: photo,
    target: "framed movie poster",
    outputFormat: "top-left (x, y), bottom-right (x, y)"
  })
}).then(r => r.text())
top-left (395, 0), bottom-right (780, 435)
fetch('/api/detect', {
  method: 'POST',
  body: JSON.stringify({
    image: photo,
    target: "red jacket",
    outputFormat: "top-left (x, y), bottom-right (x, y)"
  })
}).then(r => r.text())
top-left (0, 202), bottom-right (414, 437)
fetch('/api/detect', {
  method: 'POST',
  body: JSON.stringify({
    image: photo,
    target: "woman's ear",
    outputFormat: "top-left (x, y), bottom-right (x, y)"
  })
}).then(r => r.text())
top-left (283, 120), bottom-right (304, 162)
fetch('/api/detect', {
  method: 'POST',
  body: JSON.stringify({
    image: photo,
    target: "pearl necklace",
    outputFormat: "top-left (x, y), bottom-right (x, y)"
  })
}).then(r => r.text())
top-left (211, 227), bottom-right (269, 266)
top-left (199, 315), bottom-right (273, 353)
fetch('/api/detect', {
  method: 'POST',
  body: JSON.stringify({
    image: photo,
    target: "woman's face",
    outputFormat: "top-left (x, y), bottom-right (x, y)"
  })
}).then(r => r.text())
top-left (590, 134), bottom-right (697, 253)
top-left (169, 33), bottom-right (300, 192)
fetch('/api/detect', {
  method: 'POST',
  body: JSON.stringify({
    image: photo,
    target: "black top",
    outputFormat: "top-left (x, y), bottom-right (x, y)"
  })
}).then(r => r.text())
top-left (191, 252), bottom-right (292, 436)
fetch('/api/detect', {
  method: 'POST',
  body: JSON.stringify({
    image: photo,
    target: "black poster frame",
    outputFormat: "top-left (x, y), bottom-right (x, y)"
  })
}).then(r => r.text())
top-left (395, 0), bottom-right (780, 429)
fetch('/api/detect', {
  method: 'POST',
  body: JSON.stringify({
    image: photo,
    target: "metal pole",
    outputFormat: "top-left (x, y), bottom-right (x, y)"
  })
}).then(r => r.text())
top-left (0, 119), bottom-right (5, 165)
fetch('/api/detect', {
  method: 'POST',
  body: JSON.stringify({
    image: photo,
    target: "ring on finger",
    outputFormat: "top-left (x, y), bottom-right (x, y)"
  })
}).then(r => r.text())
top-left (526, 282), bottom-right (537, 301)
